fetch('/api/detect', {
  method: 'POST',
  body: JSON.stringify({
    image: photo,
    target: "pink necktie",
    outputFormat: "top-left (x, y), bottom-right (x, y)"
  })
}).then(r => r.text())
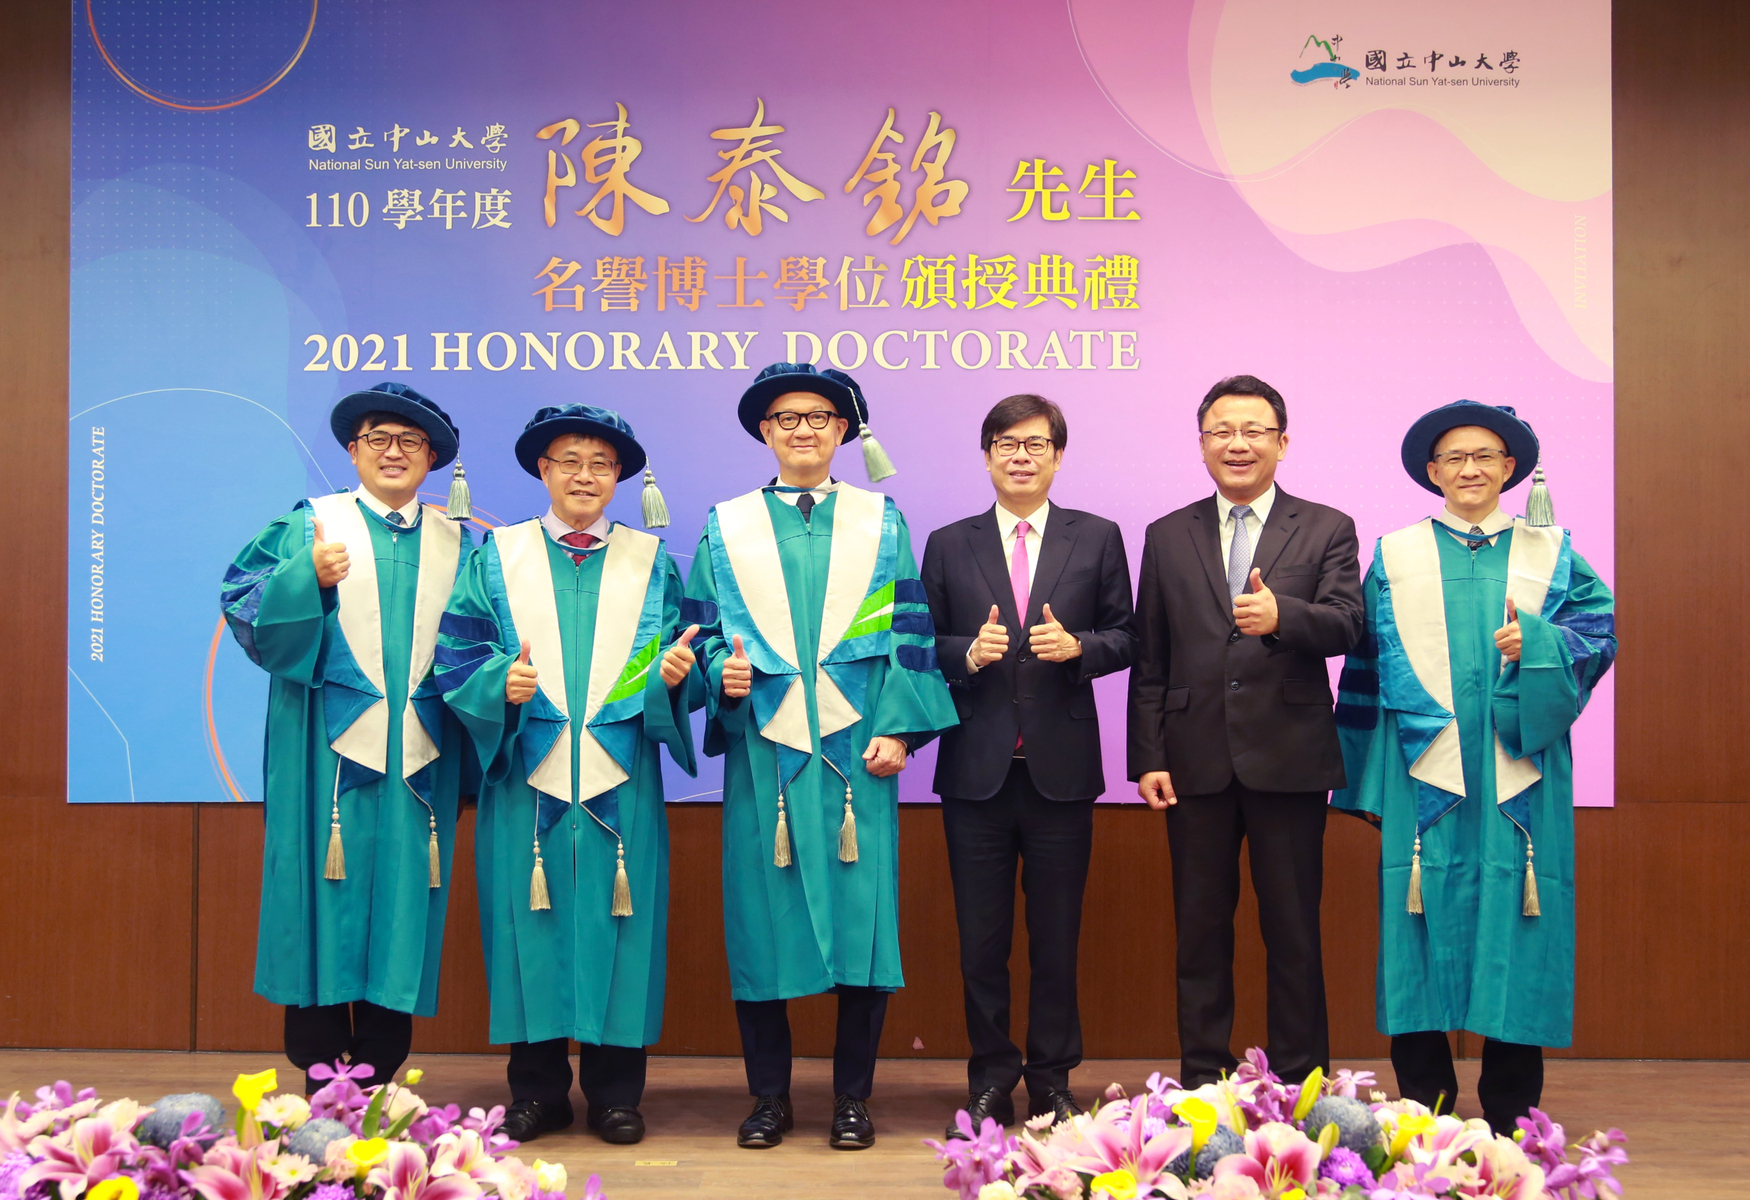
top-left (559, 530), bottom-right (598, 564)
top-left (1011, 521), bottom-right (1031, 751)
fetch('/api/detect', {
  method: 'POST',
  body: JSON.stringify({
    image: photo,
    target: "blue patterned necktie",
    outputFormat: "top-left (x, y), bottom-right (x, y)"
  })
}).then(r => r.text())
top-left (1227, 505), bottom-right (1254, 598)
top-left (386, 510), bottom-right (405, 526)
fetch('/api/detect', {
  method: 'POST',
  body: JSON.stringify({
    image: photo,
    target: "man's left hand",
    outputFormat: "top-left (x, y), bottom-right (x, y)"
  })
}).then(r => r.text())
top-left (1233, 568), bottom-right (1280, 636)
top-left (659, 624), bottom-right (700, 687)
top-left (862, 735), bottom-right (908, 777)
top-left (1029, 603), bottom-right (1082, 662)
top-left (1494, 597), bottom-right (1522, 663)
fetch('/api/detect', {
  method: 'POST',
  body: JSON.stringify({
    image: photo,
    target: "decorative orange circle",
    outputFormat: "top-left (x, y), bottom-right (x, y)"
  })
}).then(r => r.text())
top-left (86, 0), bottom-right (319, 112)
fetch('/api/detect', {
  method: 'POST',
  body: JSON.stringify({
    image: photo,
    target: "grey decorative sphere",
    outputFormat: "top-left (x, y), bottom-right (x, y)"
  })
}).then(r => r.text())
top-left (1302, 1095), bottom-right (1384, 1156)
top-left (1166, 1123), bottom-right (1245, 1179)
top-left (139, 1094), bottom-right (225, 1148)
top-left (285, 1118), bottom-right (353, 1163)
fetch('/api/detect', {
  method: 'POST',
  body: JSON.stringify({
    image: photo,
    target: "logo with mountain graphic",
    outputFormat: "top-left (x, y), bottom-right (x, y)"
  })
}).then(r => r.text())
top-left (1292, 34), bottom-right (1358, 87)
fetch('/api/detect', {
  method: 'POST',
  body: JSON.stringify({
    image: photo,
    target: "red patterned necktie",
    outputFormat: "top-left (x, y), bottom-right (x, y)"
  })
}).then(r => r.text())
top-left (559, 530), bottom-right (599, 564)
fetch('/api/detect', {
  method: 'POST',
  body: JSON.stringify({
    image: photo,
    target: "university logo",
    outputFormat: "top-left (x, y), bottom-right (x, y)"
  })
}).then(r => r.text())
top-left (1291, 34), bottom-right (1358, 87)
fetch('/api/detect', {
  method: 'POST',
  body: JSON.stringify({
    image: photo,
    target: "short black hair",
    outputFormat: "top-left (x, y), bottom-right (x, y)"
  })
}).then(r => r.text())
top-left (352, 410), bottom-right (430, 439)
top-left (1197, 375), bottom-right (1287, 433)
top-left (981, 394), bottom-right (1068, 452)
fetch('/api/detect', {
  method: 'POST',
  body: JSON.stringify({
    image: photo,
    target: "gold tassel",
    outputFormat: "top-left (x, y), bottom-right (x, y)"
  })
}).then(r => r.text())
top-left (1406, 835), bottom-right (1423, 914)
top-left (1522, 841), bottom-right (1541, 917)
top-left (324, 791), bottom-right (346, 881)
top-left (427, 816), bottom-right (441, 889)
top-left (611, 841), bottom-right (633, 917)
top-left (774, 793), bottom-right (793, 868)
top-left (838, 784), bottom-right (858, 863)
top-left (530, 837), bottom-right (551, 911)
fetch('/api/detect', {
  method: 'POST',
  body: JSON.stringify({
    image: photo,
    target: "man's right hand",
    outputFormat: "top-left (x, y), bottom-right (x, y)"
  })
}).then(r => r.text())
top-left (505, 640), bottom-right (538, 705)
top-left (311, 517), bottom-right (350, 588)
top-left (968, 604), bottom-right (1009, 669)
top-left (722, 634), bottom-right (752, 699)
top-left (1138, 770), bottom-right (1178, 810)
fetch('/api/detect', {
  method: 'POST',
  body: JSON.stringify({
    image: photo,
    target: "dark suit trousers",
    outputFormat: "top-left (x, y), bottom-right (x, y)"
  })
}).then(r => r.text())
top-left (284, 1002), bottom-right (412, 1094)
top-left (1165, 780), bottom-right (1329, 1086)
top-left (943, 760), bottom-right (1095, 1106)
top-left (1391, 1031), bottom-right (1543, 1136)
top-left (507, 1040), bottom-right (647, 1111)
top-left (735, 985), bottom-right (889, 1100)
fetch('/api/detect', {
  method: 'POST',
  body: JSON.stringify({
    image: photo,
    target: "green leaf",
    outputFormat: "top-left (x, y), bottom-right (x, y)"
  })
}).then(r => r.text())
top-left (361, 1085), bottom-right (388, 1136)
top-left (383, 1108), bottom-right (418, 1141)
top-left (1362, 1143), bottom-right (1389, 1174)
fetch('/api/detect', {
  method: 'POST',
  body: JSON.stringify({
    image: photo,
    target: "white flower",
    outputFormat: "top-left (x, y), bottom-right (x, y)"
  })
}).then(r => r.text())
top-left (533, 1160), bottom-right (568, 1194)
top-left (1024, 1112), bottom-right (1058, 1132)
top-left (256, 1095), bottom-right (310, 1132)
top-left (383, 1086), bottom-right (428, 1122)
top-left (977, 1183), bottom-right (1019, 1200)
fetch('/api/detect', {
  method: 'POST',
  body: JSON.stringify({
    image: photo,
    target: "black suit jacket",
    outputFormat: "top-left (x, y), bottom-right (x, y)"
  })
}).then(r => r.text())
top-left (1126, 488), bottom-right (1364, 795)
top-left (922, 505), bottom-right (1136, 801)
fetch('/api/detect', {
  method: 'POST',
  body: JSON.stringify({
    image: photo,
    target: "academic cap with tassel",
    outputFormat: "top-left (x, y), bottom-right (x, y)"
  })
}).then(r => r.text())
top-left (820, 367), bottom-right (896, 482)
top-left (328, 382), bottom-right (469, 517)
top-left (511, 402), bottom-right (666, 526)
top-left (735, 361), bottom-right (897, 482)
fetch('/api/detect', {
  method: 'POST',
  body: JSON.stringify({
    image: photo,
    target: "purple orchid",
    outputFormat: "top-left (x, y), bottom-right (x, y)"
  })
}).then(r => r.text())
top-left (1514, 1108), bottom-right (1569, 1174)
top-left (407, 1106), bottom-right (461, 1149)
top-left (1328, 1069), bottom-right (1378, 1100)
top-left (1544, 1126), bottom-right (1628, 1200)
top-left (580, 1175), bottom-right (606, 1200)
top-left (925, 1111), bottom-right (1018, 1200)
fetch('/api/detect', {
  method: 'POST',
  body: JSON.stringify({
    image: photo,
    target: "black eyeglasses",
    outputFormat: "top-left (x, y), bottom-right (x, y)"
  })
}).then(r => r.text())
top-left (354, 430), bottom-right (430, 455)
top-left (767, 410), bottom-right (840, 430)
top-left (1199, 426), bottom-right (1281, 446)
top-left (990, 436), bottom-right (1055, 456)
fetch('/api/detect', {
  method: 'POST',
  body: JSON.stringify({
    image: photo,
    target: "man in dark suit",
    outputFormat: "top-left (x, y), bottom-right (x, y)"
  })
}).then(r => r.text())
top-left (921, 394), bottom-right (1136, 1139)
top-left (1127, 375), bottom-right (1363, 1088)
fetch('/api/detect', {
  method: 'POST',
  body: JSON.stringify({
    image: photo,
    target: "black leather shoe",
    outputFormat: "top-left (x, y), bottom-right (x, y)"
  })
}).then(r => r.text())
top-left (830, 1093), bottom-right (875, 1150)
top-left (1030, 1088), bottom-right (1082, 1127)
top-left (498, 1099), bottom-right (574, 1143)
top-left (737, 1093), bottom-right (793, 1148)
top-left (586, 1104), bottom-right (645, 1144)
top-left (947, 1087), bottom-right (1015, 1140)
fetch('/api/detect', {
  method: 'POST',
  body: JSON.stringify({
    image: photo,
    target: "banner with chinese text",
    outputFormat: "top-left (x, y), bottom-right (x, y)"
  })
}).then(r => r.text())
top-left (69, 0), bottom-right (1614, 804)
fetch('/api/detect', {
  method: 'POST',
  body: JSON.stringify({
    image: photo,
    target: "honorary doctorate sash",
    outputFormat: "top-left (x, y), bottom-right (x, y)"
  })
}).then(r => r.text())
top-left (307, 492), bottom-right (463, 798)
top-left (705, 483), bottom-right (901, 778)
top-left (1374, 515), bottom-right (1572, 837)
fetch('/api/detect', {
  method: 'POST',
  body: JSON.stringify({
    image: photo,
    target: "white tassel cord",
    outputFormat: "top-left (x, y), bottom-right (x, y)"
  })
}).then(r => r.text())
top-left (324, 761), bottom-right (346, 881)
top-left (641, 468), bottom-right (671, 528)
top-left (446, 459), bottom-right (472, 521)
top-left (1406, 834), bottom-right (1423, 915)
top-left (1525, 463), bottom-right (1554, 527)
top-left (859, 423), bottom-right (896, 483)
top-left (774, 792), bottom-right (793, 867)
top-left (1522, 839), bottom-right (1541, 917)
top-left (581, 801), bottom-right (636, 917)
top-left (820, 756), bottom-right (859, 863)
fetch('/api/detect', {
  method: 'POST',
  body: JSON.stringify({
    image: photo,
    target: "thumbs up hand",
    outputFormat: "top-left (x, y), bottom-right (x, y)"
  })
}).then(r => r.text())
top-left (721, 633), bottom-right (753, 699)
top-left (969, 603), bottom-right (1010, 669)
top-left (660, 624), bottom-right (701, 688)
top-left (311, 517), bottom-right (350, 588)
top-left (1232, 567), bottom-right (1279, 636)
top-left (1029, 601), bottom-right (1082, 662)
top-left (505, 639), bottom-right (539, 704)
top-left (1494, 596), bottom-right (1523, 662)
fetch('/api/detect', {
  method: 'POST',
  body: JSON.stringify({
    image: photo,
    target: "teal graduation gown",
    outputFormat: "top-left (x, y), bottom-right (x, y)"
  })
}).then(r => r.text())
top-left (221, 500), bottom-right (472, 1016)
top-left (686, 489), bottom-right (957, 1002)
top-left (437, 525), bottom-right (699, 1048)
top-left (1332, 523), bottom-right (1615, 1047)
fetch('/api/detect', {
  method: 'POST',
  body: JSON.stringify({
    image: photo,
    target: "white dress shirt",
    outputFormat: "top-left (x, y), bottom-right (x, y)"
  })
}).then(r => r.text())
top-left (967, 500), bottom-right (1051, 674)
top-left (1434, 504), bottom-right (1512, 547)
top-left (355, 485), bottom-right (422, 527)
top-left (540, 506), bottom-right (611, 546)
top-left (1216, 484), bottom-right (1275, 574)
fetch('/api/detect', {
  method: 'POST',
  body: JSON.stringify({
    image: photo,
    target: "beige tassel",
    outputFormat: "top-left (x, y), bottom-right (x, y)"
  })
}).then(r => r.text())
top-left (324, 792), bottom-right (346, 881)
top-left (838, 784), bottom-right (858, 863)
top-left (1406, 835), bottom-right (1423, 914)
top-left (530, 837), bottom-right (552, 911)
top-left (427, 816), bottom-right (441, 889)
top-left (611, 841), bottom-right (633, 917)
top-left (1522, 841), bottom-right (1541, 917)
top-left (774, 793), bottom-right (793, 868)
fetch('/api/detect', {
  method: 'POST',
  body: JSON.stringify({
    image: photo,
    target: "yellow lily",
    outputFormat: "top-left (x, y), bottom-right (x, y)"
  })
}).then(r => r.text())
top-left (1388, 1113), bottom-right (1438, 1162)
top-left (1172, 1097), bottom-right (1220, 1157)
top-left (1290, 1067), bottom-right (1325, 1123)
top-left (347, 1137), bottom-right (390, 1169)
top-left (1089, 1168), bottom-right (1138, 1200)
top-left (87, 1180), bottom-right (139, 1200)
top-left (231, 1070), bottom-right (278, 1113)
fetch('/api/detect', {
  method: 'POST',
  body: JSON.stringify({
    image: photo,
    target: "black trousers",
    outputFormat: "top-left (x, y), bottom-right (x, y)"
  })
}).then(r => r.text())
top-left (942, 760), bottom-right (1094, 1106)
top-left (507, 1039), bottom-right (647, 1111)
top-left (1391, 1031), bottom-right (1543, 1136)
top-left (1165, 780), bottom-right (1329, 1087)
top-left (284, 1001), bottom-right (412, 1094)
top-left (734, 986), bottom-right (888, 1100)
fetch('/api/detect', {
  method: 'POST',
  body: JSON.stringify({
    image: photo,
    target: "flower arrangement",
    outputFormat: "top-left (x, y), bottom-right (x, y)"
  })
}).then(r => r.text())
top-left (0, 1063), bottom-right (606, 1200)
top-left (929, 1049), bottom-right (1628, 1200)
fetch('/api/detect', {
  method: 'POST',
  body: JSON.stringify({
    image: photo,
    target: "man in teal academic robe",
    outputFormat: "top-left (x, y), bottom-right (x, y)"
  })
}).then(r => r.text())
top-left (1332, 400), bottom-right (1615, 1135)
top-left (436, 404), bottom-right (701, 1147)
top-left (686, 363), bottom-right (956, 1151)
top-left (220, 383), bottom-right (473, 1092)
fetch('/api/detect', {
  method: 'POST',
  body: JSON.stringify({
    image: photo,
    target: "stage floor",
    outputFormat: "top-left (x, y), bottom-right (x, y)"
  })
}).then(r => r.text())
top-left (1, 1052), bottom-right (1740, 1198)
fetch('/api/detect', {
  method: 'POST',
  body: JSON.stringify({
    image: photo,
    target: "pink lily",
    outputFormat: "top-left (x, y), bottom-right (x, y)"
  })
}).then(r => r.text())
top-left (2, 1093), bottom-right (61, 1155)
top-left (1034, 1098), bottom-right (1194, 1197)
top-left (1468, 1134), bottom-right (1549, 1200)
top-left (21, 1105), bottom-right (147, 1200)
top-left (1212, 1121), bottom-right (1320, 1197)
top-left (365, 1141), bottom-right (481, 1200)
top-left (180, 1141), bottom-right (300, 1200)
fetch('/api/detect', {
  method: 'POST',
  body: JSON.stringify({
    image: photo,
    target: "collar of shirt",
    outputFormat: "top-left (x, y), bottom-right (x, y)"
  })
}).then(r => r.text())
top-left (994, 498), bottom-right (1050, 544)
top-left (764, 477), bottom-right (840, 507)
top-left (1215, 483), bottom-right (1276, 529)
top-left (355, 486), bottom-right (422, 528)
top-left (541, 507), bottom-right (612, 545)
top-left (1434, 505), bottom-right (1512, 545)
